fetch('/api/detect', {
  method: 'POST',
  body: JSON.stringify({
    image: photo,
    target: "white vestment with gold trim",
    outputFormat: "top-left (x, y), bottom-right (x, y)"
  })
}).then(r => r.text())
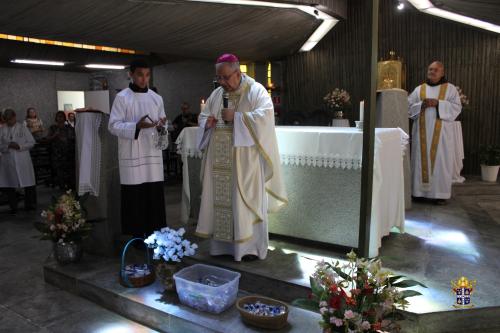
top-left (196, 75), bottom-right (287, 261)
top-left (408, 83), bottom-right (461, 199)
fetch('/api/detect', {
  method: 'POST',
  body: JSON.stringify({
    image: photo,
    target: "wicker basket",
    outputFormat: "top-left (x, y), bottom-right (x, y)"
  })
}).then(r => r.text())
top-left (119, 238), bottom-right (155, 288)
top-left (236, 295), bottom-right (289, 330)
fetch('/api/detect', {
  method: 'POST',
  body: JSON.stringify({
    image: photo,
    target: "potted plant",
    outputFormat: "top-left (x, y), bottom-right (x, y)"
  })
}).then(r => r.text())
top-left (35, 191), bottom-right (93, 264)
top-left (324, 88), bottom-right (352, 120)
top-left (293, 250), bottom-right (426, 333)
top-left (479, 145), bottom-right (500, 182)
top-left (144, 227), bottom-right (198, 291)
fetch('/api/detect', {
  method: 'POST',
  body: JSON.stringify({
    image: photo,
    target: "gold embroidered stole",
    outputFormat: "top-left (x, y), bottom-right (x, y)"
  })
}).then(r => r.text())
top-left (211, 86), bottom-right (247, 242)
top-left (212, 125), bottom-right (234, 242)
top-left (419, 83), bottom-right (448, 185)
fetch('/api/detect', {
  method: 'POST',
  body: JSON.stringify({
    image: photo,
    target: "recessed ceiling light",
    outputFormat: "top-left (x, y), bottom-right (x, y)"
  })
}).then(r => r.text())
top-left (132, 0), bottom-right (339, 52)
top-left (85, 64), bottom-right (126, 69)
top-left (10, 59), bottom-right (65, 66)
top-left (408, 0), bottom-right (500, 33)
top-left (397, 2), bottom-right (405, 10)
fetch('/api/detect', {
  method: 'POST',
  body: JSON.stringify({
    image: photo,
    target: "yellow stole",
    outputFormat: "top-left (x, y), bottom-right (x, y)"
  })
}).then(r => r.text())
top-left (211, 82), bottom-right (250, 242)
top-left (419, 83), bottom-right (448, 185)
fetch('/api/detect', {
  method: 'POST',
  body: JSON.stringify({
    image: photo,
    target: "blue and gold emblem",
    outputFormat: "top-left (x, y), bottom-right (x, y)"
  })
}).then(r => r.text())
top-left (451, 276), bottom-right (476, 308)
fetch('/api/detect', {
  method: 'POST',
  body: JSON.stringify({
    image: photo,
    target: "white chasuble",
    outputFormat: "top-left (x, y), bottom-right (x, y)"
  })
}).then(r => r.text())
top-left (0, 123), bottom-right (36, 188)
top-left (408, 82), bottom-right (461, 199)
top-left (108, 88), bottom-right (165, 185)
top-left (196, 75), bottom-right (287, 261)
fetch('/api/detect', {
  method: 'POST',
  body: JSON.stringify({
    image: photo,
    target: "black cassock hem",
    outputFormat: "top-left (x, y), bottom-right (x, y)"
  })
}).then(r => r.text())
top-left (121, 181), bottom-right (166, 238)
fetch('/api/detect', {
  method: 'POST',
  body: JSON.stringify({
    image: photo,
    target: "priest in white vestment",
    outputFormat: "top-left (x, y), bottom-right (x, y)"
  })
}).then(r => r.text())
top-left (0, 109), bottom-right (37, 213)
top-left (108, 59), bottom-right (167, 237)
top-left (408, 61), bottom-right (462, 204)
top-left (196, 54), bottom-right (287, 261)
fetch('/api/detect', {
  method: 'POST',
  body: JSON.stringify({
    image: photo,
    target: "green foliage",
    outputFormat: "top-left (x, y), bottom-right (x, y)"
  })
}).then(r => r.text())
top-left (479, 145), bottom-right (500, 166)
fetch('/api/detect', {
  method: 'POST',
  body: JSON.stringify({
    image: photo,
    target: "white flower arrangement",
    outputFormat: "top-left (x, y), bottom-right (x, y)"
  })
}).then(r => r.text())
top-left (455, 86), bottom-right (470, 108)
top-left (324, 88), bottom-right (352, 110)
top-left (144, 227), bottom-right (198, 263)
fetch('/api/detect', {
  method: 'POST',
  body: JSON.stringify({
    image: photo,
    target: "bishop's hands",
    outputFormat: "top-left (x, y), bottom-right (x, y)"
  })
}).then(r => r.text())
top-left (221, 108), bottom-right (235, 122)
top-left (422, 98), bottom-right (439, 109)
top-left (205, 116), bottom-right (217, 129)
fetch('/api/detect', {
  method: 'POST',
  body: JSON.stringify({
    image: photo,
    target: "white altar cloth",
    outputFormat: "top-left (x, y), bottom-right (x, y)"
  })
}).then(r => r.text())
top-left (177, 126), bottom-right (408, 257)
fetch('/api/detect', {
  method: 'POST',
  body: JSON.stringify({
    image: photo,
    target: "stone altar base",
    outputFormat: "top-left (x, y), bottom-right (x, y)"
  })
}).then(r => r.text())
top-left (43, 253), bottom-right (320, 333)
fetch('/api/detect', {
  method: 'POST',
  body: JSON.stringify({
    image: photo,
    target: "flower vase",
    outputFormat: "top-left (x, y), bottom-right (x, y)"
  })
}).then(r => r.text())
top-left (155, 261), bottom-right (179, 292)
top-left (54, 240), bottom-right (83, 265)
top-left (334, 110), bottom-right (344, 119)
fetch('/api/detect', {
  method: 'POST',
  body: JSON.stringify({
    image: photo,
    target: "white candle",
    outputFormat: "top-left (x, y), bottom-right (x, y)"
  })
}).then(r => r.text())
top-left (359, 100), bottom-right (365, 122)
top-left (200, 99), bottom-right (206, 113)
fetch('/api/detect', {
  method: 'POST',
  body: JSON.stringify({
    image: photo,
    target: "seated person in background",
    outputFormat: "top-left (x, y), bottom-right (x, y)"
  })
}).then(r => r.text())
top-left (65, 112), bottom-right (75, 128)
top-left (0, 109), bottom-right (37, 213)
top-left (172, 102), bottom-right (197, 141)
top-left (46, 111), bottom-right (76, 190)
top-left (23, 107), bottom-right (45, 140)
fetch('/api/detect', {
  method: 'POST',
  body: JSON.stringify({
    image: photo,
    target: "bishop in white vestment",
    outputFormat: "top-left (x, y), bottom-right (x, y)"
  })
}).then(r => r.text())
top-left (196, 54), bottom-right (287, 261)
top-left (408, 61), bottom-right (462, 203)
top-left (108, 60), bottom-right (167, 237)
top-left (0, 109), bottom-right (37, 213)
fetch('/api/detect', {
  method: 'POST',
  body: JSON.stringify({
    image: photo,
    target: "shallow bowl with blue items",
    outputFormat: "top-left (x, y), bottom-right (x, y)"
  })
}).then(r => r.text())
top-left (173, 264), bottom-right (240, 314)
top-left (236, 295), bottom-right (289, 330)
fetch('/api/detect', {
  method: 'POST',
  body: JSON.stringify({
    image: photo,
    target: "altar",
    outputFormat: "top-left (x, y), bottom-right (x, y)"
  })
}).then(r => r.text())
top-left (176, 126), bottom-right (408, 257)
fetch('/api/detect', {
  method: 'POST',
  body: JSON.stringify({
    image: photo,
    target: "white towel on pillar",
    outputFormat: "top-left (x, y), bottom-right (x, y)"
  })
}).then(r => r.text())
top-left (76, 112), bottom-right (102, 196)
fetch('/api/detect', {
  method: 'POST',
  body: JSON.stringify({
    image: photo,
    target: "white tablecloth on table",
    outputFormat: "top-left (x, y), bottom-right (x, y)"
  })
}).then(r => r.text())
top-left (177, 126), bottom-right (408, 257)
top-left (331, 119), bottom-right (350, 127)
top-left (451, 121), bottom-right (465, 183)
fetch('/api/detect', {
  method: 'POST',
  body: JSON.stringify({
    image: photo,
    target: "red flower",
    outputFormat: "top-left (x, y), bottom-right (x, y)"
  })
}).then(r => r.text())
top-left (345, 297), bottom-right (356, 306)
top-left (362, 284), bottom-right (374, 295)
top-left (329, 284), bottom-right (339, 293)
top-left (329, 295), bottom-right (342, 309)
top-left (351, 288), bottom-right (361, 296)
top-left (372, 322), bottom-right (382, 330)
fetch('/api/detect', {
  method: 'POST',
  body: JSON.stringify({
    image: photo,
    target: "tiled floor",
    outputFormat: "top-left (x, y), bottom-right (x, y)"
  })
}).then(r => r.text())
top-left (1, 177), bottom-right (500, 332)
top-left (0, 187), bottom-right (158, 333)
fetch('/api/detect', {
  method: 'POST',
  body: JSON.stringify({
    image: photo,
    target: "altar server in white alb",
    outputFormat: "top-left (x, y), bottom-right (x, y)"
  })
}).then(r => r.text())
top-left (408, 61), bottom-right (461, 204)
top-left (0, 109), bottom-right (37, 213)
top-left (108, 59), bottom-right (167, 237)
top-left (196, 54), bottom-right (287, 261)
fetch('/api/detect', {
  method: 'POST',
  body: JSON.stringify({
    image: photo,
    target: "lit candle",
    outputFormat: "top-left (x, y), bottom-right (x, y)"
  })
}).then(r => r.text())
top-left (200, 99), bottom-right (206, 113)
top-left (359, 100), bottom-right (365, 122)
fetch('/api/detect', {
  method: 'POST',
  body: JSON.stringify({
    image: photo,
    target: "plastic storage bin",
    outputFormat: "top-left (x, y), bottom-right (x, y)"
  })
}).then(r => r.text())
top-left (173, 264), bottom-right (241, 314)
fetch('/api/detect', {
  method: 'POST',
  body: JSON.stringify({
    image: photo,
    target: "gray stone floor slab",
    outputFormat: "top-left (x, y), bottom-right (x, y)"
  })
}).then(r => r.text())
top-left (0, 187), bottom-right (159, 333)
top-left (3, 177), bottom-right (500, 332)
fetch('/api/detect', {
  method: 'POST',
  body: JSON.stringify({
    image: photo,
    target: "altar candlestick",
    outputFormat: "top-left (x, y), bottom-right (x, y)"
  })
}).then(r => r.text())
top-left (200, 99), bottom-right (206, 113)
top-left (360, 100), bottom-right (365, 122)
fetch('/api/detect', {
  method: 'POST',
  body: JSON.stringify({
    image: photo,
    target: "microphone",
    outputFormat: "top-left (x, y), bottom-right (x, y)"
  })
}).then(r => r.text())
top-left (223, 92), bottom-right (229, 124)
